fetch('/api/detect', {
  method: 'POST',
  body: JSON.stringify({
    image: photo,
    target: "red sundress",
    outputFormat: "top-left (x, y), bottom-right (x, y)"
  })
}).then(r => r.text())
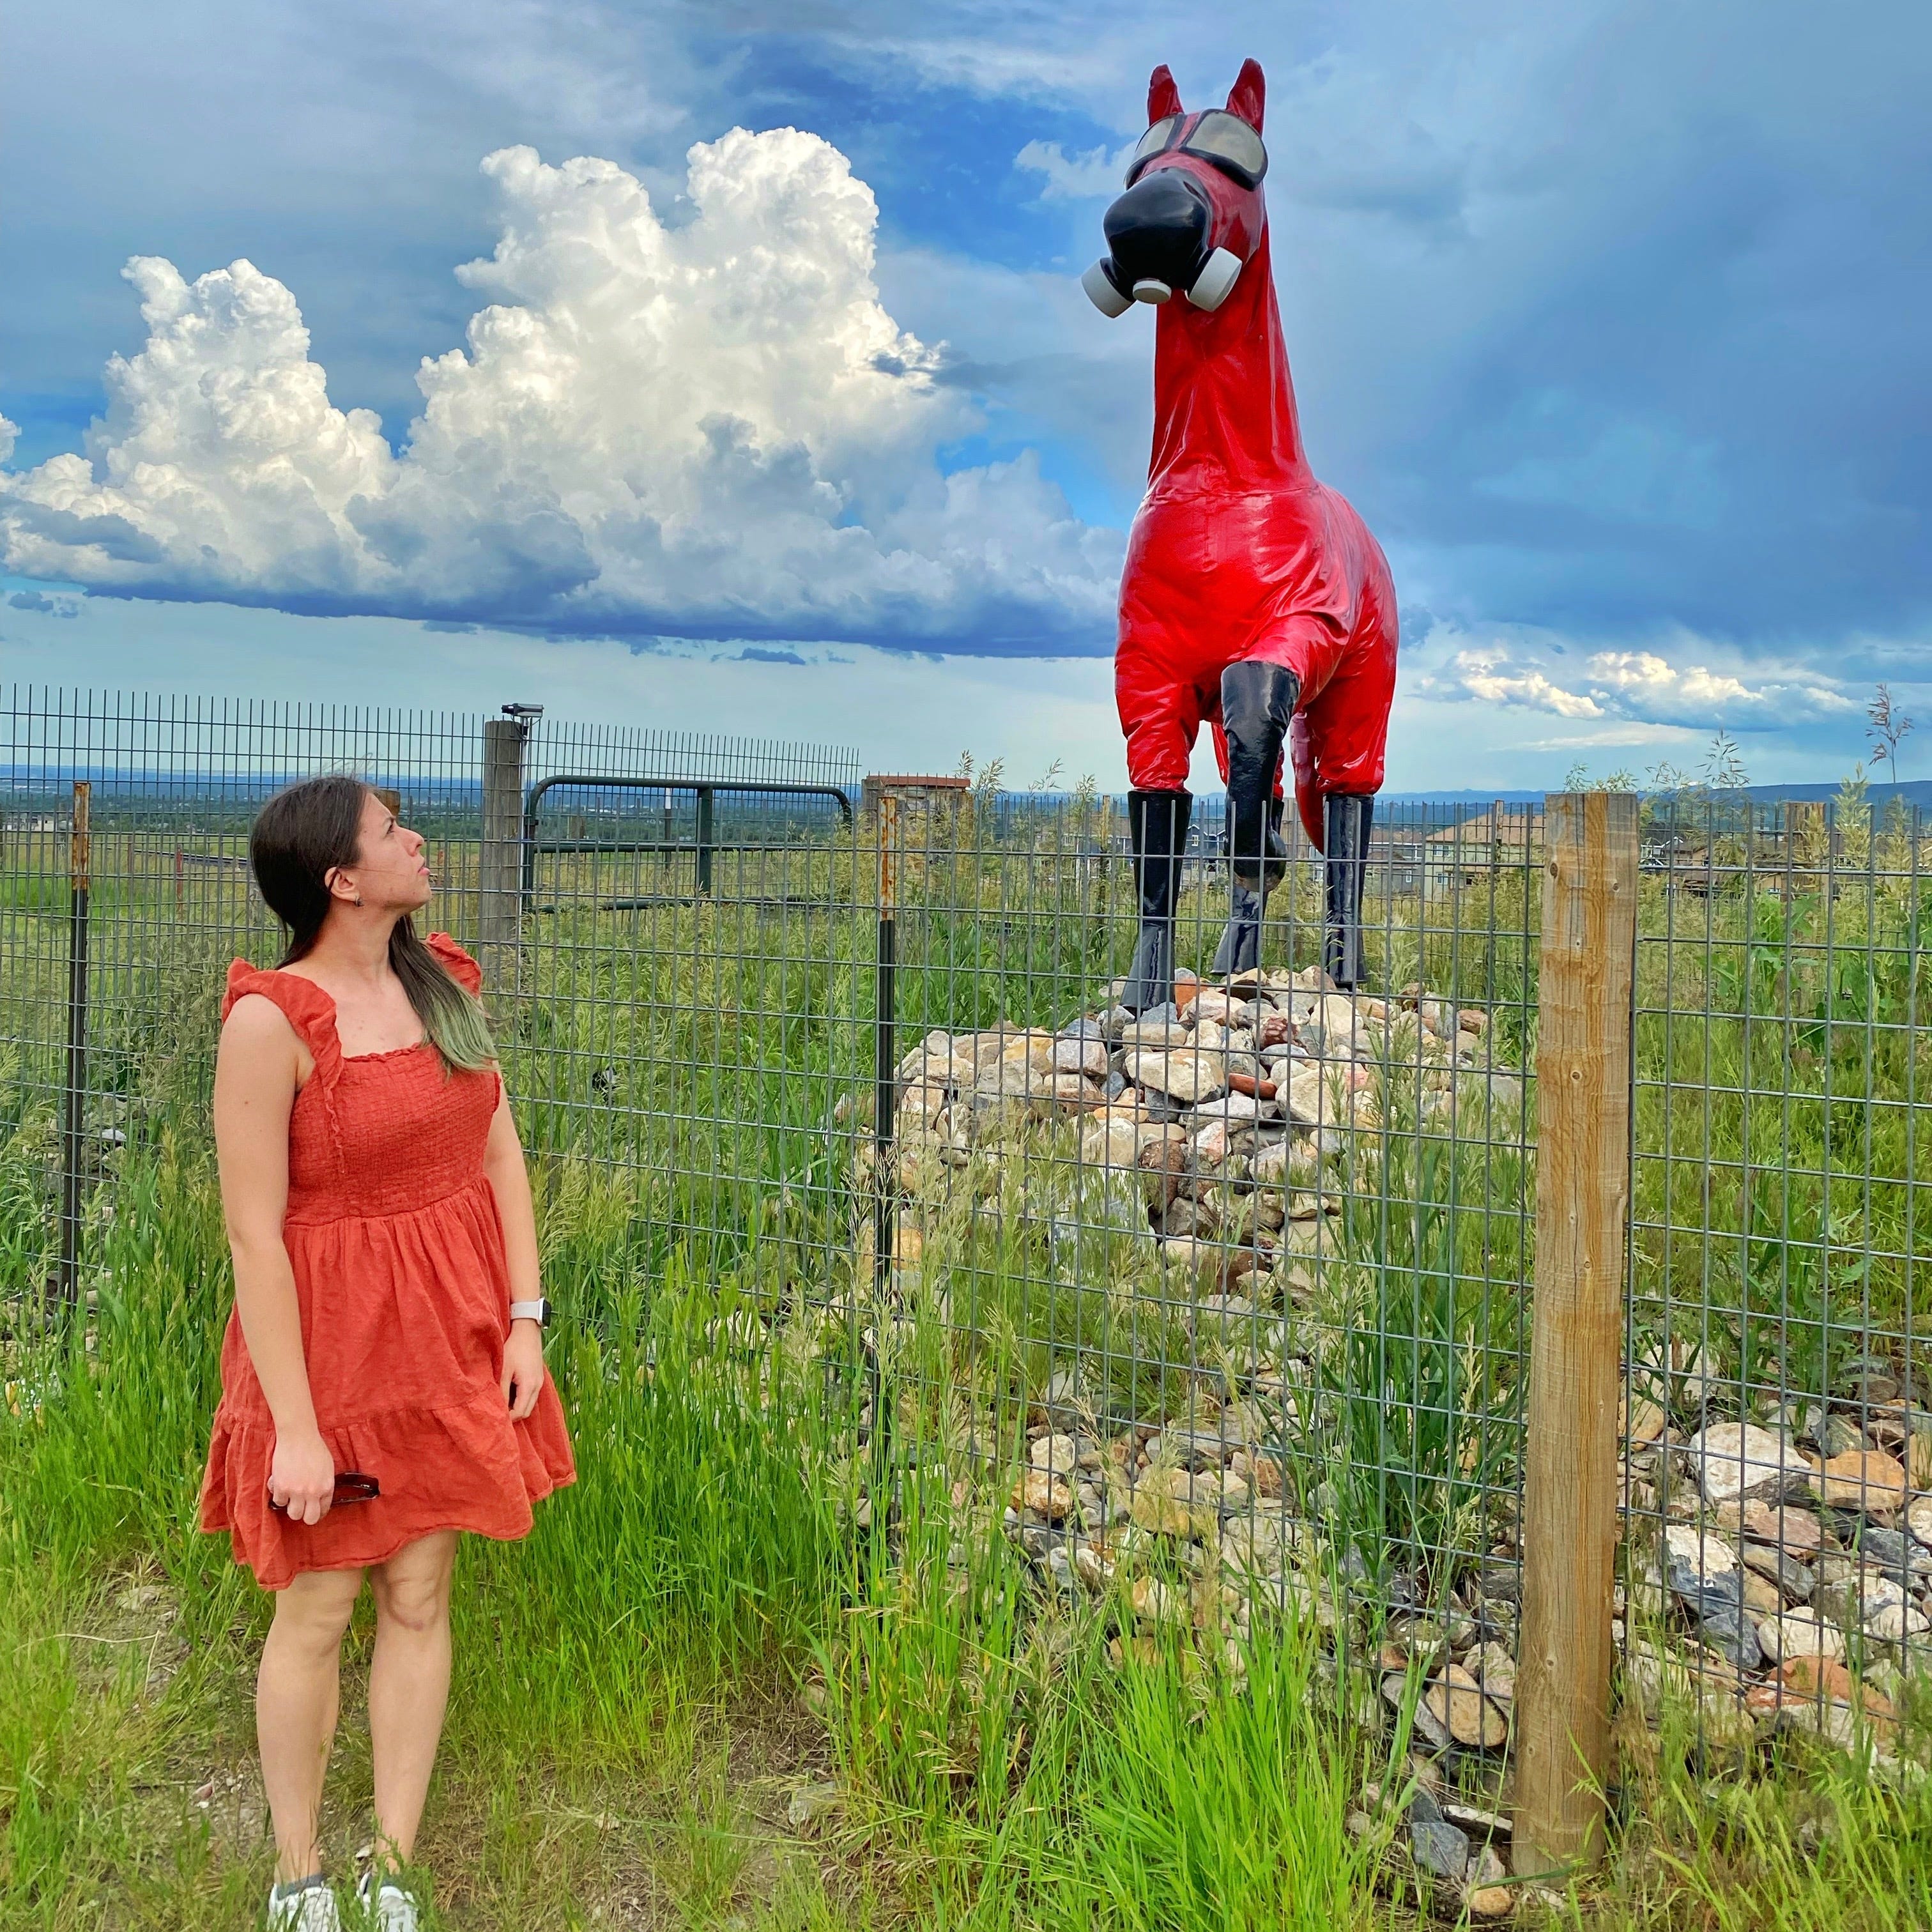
top-left (199, 932), bottom-right (576, 1589)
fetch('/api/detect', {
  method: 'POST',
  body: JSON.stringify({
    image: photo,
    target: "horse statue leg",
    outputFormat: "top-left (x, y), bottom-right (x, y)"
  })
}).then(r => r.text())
top-left (1214, 659), bottom-right (1298, 976)
top-left (1322, 793), bottom-right (1374, 988)
top-left (1121, 788), bottom-right (1193, 1013)
top-left (1211, 797), bottom-right (1282, 976)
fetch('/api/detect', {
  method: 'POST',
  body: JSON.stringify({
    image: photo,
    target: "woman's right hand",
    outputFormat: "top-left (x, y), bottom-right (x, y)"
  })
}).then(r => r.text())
top-left (268, 1429), bottom-right (336, 1525)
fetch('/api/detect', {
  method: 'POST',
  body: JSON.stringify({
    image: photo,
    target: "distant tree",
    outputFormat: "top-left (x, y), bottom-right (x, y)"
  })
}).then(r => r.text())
top-left (1867, 684), bottom-right (1913, 783)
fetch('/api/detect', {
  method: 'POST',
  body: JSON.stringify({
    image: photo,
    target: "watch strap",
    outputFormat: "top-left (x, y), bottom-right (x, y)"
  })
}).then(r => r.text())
top-left (510, 1298), bottom-right (549, 1326)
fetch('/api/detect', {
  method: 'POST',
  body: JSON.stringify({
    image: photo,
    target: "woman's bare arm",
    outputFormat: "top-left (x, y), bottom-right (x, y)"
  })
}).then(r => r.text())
top-left (482, 1084), bottom-right (547, 1420)
top-left (213, 995), bottom-right (335, 1522)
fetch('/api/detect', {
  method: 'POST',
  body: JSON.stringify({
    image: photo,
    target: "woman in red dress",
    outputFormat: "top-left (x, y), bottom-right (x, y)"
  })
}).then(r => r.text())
top-left (200, 776), bottom-right (575, 1931)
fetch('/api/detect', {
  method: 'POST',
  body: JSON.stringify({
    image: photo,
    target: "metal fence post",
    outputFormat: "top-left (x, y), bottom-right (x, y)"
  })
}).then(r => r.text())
top-left (1515, 791), bottom-right (1639, 1876)
top-left (868, 793), bottom-right (900, 1528)
top-left (57, 779), bottom-right (91, 1315)
top-left (696, 785), bottom-right (716, 898)
top-left (479, 717), bottom-right (527, 995)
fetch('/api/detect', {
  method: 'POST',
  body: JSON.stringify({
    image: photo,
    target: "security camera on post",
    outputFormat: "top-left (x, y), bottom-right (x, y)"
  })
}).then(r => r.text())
top-left (1085, 58), bottom-right (1399, 1009)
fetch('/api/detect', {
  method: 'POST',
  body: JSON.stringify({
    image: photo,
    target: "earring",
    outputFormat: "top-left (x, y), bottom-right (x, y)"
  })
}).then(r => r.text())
top-left (352, 893), bottom-right (365, 907)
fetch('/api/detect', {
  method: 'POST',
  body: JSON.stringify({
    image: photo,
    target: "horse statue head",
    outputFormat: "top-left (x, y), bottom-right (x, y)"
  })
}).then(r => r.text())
top-left (1082, 59), bottom-right (1267, 321)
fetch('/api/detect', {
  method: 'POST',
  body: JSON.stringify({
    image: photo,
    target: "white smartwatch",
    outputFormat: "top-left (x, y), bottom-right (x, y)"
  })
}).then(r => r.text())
top-left (509, 1298), bottom-right (550, 1328)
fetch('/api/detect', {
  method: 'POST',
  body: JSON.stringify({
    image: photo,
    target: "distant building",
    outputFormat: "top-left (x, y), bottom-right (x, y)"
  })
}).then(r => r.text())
top-left (1425, 804), bottom-right (1543, 890)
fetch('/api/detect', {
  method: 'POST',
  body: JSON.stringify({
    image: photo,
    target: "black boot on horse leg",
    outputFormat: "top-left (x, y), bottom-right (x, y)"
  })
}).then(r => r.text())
top-left (1123, 789), bottom-right (1192, 1013)
top-left (1211, 798), bottom-right (1282, 976)
top-left (1322, 792), bottom-right (1374, 989)
top-left (1215, 659), bottom-right (1298, 976)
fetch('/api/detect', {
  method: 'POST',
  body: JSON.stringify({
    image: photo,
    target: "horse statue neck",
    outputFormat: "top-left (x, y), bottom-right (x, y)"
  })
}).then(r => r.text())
top-left (1147, 226), bottom-right (1307, 495)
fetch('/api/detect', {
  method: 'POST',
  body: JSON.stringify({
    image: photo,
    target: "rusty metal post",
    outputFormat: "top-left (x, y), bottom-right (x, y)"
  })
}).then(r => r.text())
top-left (1515, 791), bottom-right (1639, 1876)
top-left (866, 793), bottom-right (900, 1538)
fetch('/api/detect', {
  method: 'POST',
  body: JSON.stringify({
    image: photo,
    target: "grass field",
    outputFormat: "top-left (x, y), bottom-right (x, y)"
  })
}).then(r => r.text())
top-left (4, 795), bottom-right (1932, 1926)
top-left (6, 1139), bottom-right (1932, 1929)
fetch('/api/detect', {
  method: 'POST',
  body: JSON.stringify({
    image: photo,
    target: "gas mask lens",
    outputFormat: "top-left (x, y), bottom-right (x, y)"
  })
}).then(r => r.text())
top-left (1123, 110), bottom-right (1268, 191)
top-left (1183, 111), bottom-right (1267, 189)
top-left (1125, 116), bottom-right (1181, 184)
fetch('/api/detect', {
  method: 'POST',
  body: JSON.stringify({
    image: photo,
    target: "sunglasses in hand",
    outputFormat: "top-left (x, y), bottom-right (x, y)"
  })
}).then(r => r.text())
top-left (267, 1471), bottom-right (381, 1514)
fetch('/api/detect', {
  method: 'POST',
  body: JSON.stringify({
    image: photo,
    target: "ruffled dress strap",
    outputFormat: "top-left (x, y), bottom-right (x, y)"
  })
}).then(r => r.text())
top-left (222, 960), bottom-right (344, 1087)
top-left (425, 931), bottom-right (484, 997)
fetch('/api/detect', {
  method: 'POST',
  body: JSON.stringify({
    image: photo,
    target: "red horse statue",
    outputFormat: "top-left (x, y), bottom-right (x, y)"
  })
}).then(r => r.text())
top-left (1085, 58), bottom-right (1397, 1009)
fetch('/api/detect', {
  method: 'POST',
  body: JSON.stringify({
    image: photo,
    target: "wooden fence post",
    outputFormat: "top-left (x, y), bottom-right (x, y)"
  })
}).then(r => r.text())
top-left (1784, 799), bottom-right (1825, 895)
top-left (1515, 791), bottom-right (1639, 1878)
top-left (479, 717), bottom-right (527, 1000)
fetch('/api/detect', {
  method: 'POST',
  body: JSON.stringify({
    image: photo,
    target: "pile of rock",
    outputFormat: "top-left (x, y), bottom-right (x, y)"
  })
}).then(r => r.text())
top-left (1627, 1405), bottom-right (1932, 1748)
top-left (887, 963), bottom-right (1510, 1297)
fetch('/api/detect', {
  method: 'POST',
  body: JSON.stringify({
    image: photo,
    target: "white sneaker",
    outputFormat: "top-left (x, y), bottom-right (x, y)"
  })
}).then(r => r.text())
top-left (356, 1869), bottom-right (420, 1932)
top-left (266, 1874), bottom-right (341, 1930)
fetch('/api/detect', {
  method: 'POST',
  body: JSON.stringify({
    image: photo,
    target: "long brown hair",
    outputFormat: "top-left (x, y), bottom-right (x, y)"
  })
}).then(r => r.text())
top-left (248, 774), bottom-right (496, 1073)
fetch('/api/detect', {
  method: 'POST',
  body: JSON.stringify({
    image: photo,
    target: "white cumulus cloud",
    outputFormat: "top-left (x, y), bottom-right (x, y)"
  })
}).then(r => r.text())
top-left (1411, 627), bottom-right (1856, 730)
top-left (1012, 138), bottom-right (1133, 201)
top-left (0, 132), bottom-right (1121, 652)
top-left (1440, 650), bottom-right (1606, 718)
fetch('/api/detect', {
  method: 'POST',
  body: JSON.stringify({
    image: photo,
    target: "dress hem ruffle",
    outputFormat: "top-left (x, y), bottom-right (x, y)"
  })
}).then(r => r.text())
top-left (199, 1381), bottom-right (576, 1591)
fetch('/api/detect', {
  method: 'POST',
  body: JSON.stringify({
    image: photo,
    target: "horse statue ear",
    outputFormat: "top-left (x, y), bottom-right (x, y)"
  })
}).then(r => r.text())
top-left (1147, 64), bottom-right (1183, 124)
top-left (1225, 57), bottom-right (1264, 132)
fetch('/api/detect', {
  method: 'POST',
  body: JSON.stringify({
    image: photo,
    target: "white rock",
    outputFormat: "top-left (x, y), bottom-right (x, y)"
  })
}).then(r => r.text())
top-left (1864, 1600), bottom-right (1930, 1643)
top-left (1683, 1422), bottom-right (1804, 1504)
top-left (1118, 1016), bottom-right (1190, 1050)
top-left (1192, 1121), bottom-right (1246, 1167)
top-left (1664, 1522), bottom-right (1740, 1579)
top-left (1126, 1047), bottom-right (1229, 1103)
top-left (1031, 1432), bottom-right (1079, 1475)
top-left (1758, 1613), bottom-right (1846, 1663)
top-left (1078, 1114), bottom-right (1142, 1168)
top-left (1280, 1063), bottom-right (1328, 1126)
top-left (1051, 1036), bottom-right (1110, 1078)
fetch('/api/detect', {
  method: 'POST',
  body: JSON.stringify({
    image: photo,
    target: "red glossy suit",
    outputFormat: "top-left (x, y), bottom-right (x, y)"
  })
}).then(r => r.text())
top-left (1114, 106), bottom-right (1397, 848)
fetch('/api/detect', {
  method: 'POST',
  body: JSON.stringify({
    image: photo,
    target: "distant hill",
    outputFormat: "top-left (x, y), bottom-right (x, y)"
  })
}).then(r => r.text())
top-left (1381, 781), bottom-right (1932, 810)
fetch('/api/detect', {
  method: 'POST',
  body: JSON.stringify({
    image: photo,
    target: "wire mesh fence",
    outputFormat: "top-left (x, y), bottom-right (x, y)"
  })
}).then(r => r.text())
top-left (3, 684), bottom-right (1929, 1846)
top-left (1625, 792), bottom-right (1932, 1757)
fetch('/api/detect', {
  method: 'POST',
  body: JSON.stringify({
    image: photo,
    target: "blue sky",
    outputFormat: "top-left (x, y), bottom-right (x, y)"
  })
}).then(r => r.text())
top-left (2, 1), bottom-right (1928, 791)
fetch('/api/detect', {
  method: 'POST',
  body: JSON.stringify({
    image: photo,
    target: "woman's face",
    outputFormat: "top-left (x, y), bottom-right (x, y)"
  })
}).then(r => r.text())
top-left (335, 790), bottom-right (433, 914)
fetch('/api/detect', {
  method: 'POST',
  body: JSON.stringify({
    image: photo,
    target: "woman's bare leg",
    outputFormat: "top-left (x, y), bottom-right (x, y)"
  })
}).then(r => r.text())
top-left (367, 1531), bottom-right (458, 1867)
top-left (258, 1567), bottom-right (365, 1883)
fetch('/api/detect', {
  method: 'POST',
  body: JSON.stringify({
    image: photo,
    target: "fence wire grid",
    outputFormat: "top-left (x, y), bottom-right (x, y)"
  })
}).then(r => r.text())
top-left (3, 686), bottom-right (1928, 1816)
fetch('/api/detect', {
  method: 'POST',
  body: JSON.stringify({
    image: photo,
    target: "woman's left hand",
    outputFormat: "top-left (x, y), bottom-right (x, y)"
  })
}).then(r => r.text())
top-left (503, 1319), bottom-right (546, 1420)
